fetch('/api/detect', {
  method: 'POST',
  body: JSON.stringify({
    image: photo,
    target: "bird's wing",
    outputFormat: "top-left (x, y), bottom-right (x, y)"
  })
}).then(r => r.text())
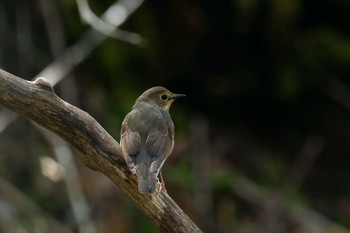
top-left (120, 114), bottom-right (141, 174)
top-left (146, 118), bottom-right (174, 175)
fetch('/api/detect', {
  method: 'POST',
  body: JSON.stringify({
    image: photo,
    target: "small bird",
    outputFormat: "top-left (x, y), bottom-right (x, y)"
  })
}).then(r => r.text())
top-left (120, 86), bottom-right (185, 194)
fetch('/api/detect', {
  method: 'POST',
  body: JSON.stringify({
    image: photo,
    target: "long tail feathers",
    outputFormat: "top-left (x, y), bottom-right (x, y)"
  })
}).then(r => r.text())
top-left (136, 163), bottom-right (157, 193)
top-left (137, 163), bottom-right (150, 193)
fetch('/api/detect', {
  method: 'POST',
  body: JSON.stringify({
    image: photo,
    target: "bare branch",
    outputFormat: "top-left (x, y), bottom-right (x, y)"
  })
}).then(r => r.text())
top-left (283, 134), bottom-right (324, 190)
top-left (36, 125), bottom-right (97, 233)
top-left (76, 0), bottom-right (145, 45)
top-left (38, 0), bottom-right (145, 85)
top-left (231, 171), bottom-right (350, 233)
top-left (0, 0), bottom-right (145, 136)
top-left (0, 177), bottom-right (74, 233)
top-left (0, 69), bottom-right (202, 233)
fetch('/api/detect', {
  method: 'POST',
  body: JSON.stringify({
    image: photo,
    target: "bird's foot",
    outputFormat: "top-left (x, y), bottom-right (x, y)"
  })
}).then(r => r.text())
top-left (128, 165), bottom-right (136, 174)
top-left (156, 180), bottom-right (167, 194)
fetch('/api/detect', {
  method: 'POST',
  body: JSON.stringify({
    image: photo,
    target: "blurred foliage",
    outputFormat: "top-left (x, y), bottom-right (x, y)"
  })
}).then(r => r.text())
top-left (1, 0), bottom-right (350, 232)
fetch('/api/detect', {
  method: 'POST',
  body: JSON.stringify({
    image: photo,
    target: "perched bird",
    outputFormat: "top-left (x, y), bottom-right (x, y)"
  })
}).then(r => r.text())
top-left (120, 86), bottom-right (185, 194)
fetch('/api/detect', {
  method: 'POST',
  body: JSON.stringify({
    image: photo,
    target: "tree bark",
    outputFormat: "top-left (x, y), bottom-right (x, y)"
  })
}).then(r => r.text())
top-left (0, 69), bottom-right (202, 233)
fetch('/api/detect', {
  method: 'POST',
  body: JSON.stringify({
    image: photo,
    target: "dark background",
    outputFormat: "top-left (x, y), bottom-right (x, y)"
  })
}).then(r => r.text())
top-left (1, 0), bottom-right (350, 232)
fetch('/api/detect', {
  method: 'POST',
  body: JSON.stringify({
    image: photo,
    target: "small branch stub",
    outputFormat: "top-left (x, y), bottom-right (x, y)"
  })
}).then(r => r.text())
top-left (32, 77), bottom-right (55, 93)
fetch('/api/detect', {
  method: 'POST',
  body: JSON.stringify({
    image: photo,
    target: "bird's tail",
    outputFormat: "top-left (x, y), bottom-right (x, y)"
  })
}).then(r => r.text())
top-left (136, 153), bottom-right (157, 193)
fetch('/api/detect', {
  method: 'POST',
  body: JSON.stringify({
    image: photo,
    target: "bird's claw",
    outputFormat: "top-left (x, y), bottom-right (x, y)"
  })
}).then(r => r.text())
top-left (155, 179), bottom-right (167, 194)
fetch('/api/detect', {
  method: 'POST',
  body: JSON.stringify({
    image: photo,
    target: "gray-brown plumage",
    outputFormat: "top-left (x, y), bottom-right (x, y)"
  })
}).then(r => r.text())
top-left (120, 86), bottom-right (185, 194)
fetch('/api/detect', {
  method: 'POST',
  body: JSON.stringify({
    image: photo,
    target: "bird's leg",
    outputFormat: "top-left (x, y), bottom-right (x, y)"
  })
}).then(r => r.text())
top-left (157, 171), bottom-right (167, 193)
top-left (150, 159), bottom-right (167, 193)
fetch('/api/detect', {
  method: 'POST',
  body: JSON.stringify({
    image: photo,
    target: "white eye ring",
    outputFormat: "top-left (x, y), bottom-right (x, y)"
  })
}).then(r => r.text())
top-left (161, 94), bottom-right (168, 100)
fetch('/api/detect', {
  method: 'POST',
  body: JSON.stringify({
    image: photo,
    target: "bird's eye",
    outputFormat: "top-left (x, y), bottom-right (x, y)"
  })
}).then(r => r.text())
top-left (161, 94), bottom-right (168, 100)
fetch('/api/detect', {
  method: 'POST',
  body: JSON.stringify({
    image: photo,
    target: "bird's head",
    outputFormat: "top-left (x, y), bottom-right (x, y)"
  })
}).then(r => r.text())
top-left (135, 86), bottom-right (186, 111)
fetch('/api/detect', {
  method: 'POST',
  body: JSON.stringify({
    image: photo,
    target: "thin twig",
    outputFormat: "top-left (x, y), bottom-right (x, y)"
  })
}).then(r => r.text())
top-left (0, 0), bottom-right (144, 133)
top-left (76, 0), bottom-right (145, 45)
top-left (35, 125), bottom-right (97, 233)
top-left (0, 177), bottom-right (74, 233)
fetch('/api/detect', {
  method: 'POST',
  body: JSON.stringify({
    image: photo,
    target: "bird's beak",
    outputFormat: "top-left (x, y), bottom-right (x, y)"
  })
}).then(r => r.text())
top-left (172, 94), bottom-right (186, 99)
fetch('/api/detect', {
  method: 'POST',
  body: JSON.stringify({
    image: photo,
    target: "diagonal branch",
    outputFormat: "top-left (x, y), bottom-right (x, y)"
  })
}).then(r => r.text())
top-left (0, 176), bottom-right (74, 233)
top-left (0, 68), bottom-right (202, 233)
top-left (0, 0), bottom-right (144, 135)
top-left (76, 0), bottom-right (145, 45)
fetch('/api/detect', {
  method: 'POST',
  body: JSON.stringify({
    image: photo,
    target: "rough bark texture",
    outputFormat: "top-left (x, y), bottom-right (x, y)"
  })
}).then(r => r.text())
top-left (0, 69), bottom-right (202, 233)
